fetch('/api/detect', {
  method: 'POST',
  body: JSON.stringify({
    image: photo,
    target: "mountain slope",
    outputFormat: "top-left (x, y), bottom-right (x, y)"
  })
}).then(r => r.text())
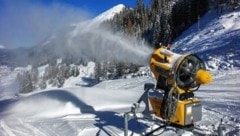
top-left (173, 8), bottom-right (240, 70)
top-left (91, 4), bottom-right (125, 23)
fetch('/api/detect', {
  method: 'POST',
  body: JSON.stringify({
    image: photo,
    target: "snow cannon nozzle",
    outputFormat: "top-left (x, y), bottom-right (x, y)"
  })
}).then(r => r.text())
top-left (195, 69), bottom-right (212, 84)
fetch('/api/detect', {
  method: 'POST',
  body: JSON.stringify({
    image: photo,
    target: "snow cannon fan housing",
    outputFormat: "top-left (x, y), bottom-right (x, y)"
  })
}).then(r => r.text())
top-left (148, 47), bottom-right (212, 126)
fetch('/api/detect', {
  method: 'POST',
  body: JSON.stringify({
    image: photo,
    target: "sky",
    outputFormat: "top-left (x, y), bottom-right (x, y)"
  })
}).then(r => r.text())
top-left (0, 0), bottom-right (150, 48)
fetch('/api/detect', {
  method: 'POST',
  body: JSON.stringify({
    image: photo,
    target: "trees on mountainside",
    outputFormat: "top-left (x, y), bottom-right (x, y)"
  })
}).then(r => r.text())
top-left (17, 63), bottom-right (80, 93)
top-left (105, 0), bottom-right (209, 48)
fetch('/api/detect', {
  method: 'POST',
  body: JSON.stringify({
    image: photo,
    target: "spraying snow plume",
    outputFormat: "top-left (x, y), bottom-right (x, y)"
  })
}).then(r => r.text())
top-left (63, 4), bottom-right (153, 66)
top-left (66, 22), bottom-right (153, 66)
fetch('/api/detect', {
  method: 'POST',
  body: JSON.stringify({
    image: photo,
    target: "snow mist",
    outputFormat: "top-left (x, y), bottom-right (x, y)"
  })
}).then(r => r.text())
top-left (66, 22), bottom-right (153, 66)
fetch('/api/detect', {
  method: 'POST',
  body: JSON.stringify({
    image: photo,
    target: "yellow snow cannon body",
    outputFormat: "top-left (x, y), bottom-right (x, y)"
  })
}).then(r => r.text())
top-left (148, 46), bottom-right (212, 127)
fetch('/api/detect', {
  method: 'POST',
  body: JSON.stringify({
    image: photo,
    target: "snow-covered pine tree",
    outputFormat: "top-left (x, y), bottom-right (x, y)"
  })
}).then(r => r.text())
top-left (30, 67), bottom-right (39, 90)
top-left (72, 65), bottom-right (80, 77)
top-left (17, 71), bottom-right (33, 93)
top-left (106, 0), bottom-right (209, 47)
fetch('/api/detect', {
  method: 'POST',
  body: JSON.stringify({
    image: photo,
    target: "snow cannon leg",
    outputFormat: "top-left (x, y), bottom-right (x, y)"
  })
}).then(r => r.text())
top-left (123, 103), bottom-right (140, 136)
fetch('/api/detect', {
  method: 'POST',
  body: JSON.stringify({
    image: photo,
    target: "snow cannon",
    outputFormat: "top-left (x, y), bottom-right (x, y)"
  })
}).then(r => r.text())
top-left (147, 46), bottom-right (212, 127)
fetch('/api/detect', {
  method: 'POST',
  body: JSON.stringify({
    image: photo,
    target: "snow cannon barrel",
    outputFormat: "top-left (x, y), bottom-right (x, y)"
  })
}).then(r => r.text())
top-left (149, 47), bottom-right (212, 91)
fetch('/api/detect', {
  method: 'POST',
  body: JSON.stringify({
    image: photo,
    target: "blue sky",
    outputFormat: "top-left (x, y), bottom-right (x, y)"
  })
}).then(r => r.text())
top-left (0, 0), bottom-right (150, 48)
top-left (31, 0), bottom-right (150, 16)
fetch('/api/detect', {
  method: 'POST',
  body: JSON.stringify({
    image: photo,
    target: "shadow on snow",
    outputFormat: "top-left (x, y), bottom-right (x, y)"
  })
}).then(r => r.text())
top-left (0, 89), bottom-right (149, 135)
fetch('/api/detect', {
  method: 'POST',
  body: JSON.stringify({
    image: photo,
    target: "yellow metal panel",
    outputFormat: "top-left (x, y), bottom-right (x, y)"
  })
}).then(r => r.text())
top-left (149, 96), bottom-right (201, 126)
top-left (171, 101), bottom-right (185, 125)
top-left (171, 98), bottom-right (201, 126)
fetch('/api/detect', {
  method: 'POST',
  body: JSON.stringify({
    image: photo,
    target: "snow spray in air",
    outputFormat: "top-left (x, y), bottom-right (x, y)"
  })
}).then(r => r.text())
top-left (66, 21), bottom-right (153, 66)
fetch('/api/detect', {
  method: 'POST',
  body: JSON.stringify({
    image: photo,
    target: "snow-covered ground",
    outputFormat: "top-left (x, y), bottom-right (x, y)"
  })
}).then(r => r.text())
top-left (0, 70), bottom-right (239, 136)
top-left (0, 5), bottom-right (240, 136)
top-left (0, 76), bottom-right (150, 136)
top-left (196, 70), bottom-right (240, 135)
top-left (172, 8), bottom-right (240, 71)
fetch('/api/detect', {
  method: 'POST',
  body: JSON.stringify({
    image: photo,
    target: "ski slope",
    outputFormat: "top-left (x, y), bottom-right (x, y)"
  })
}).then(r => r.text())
top-left (0, 70), bottom-right (240, 136)
top-left (0, 77), bottom-right (150, 136)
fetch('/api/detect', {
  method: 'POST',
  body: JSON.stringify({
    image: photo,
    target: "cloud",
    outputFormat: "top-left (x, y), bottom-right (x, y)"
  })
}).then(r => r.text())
top-left (0, 0), bottom-right (91, 48)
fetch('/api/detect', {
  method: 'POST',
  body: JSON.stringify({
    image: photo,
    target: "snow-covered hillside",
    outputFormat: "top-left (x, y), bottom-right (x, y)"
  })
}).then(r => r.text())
top-left (0, 5), bottom-right (240, 136)
top-left (173, 8), bottom-right (240, 71)
top-left (68, 4), bottom-right (125, 37)
top-left (92, 4), bottom-right (125, 23)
